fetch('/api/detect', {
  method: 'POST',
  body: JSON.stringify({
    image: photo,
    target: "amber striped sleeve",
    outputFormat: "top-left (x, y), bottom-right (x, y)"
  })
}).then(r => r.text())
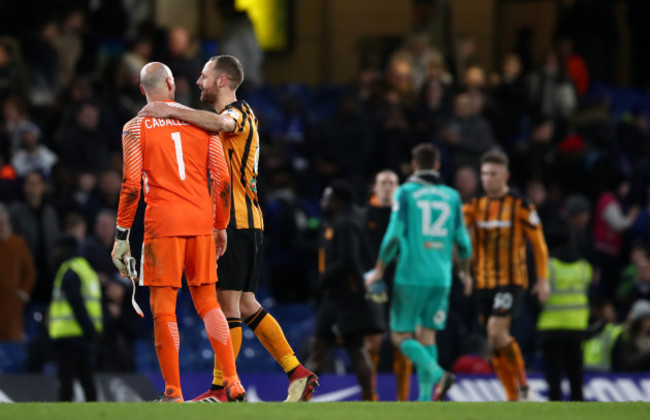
top-left (520, 202), bottom-right (549, 280)
top-left (208, 134), bottom-right (231, 229)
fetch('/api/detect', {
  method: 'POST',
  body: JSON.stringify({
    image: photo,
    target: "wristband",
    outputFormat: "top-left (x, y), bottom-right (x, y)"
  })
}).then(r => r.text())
top-left (115, 226), bottom-right (130, 241)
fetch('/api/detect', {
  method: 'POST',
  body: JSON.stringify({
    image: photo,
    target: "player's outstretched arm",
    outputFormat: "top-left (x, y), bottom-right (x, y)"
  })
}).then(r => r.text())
top-left (139, 102), bottom-right (236, 133)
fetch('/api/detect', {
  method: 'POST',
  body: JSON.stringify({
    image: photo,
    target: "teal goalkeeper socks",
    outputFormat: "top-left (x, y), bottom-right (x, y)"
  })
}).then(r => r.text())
top-left (425, 344), bottom-right (438, 363)
top-left (400, 339), bottom-right (442, 401)
top-left (425, 344), bottom-right (443, 383)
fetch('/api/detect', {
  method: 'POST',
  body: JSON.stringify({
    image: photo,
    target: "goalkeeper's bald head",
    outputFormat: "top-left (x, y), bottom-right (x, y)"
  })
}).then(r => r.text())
top-left (140, 62), bottom-right (175, 101)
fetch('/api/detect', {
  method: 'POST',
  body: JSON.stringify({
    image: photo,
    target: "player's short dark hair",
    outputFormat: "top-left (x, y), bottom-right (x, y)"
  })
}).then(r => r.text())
top-left (210, 55), bottom-right (244, 90)
top-left (411, 143), bottom-right (440, 170)
top-left (480, 150), bottom-right (509, 168)
top-left (329, 179), bottom-right (356, 209)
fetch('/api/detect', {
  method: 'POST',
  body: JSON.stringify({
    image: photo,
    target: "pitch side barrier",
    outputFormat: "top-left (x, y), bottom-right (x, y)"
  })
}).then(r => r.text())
top-left (1, 373), bottom-right (648, 402)
top-left (159, 373), bottom-right (650, 402)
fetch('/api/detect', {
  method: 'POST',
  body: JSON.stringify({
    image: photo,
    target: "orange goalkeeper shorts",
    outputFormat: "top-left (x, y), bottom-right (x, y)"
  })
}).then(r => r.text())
top-left (140, 235), bottom-right (217, 287)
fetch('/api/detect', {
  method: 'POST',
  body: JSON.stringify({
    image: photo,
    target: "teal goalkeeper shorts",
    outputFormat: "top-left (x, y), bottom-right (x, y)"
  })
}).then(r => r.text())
top-left (390, 285), bottom-right (450, 333)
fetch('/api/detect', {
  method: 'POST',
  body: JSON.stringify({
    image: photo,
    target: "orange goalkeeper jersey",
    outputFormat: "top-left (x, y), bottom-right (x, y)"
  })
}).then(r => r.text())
top-left (116, 101), bottom-right (231, 239)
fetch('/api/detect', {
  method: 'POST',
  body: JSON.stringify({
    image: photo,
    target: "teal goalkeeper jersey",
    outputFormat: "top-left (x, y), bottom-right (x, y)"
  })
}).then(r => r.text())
top-left (377, 172), bottom-right (472, 288)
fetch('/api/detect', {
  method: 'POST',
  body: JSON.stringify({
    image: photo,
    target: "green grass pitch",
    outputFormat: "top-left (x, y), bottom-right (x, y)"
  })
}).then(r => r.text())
top-left (1, 402), bottom-right (648, 420)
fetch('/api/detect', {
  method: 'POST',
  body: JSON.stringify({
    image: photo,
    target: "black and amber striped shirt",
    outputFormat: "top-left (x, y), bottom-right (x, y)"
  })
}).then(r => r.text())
top-left (463, 191), bottom-right (548, 290)
top-left (220, 100), bottom-right (264, 230)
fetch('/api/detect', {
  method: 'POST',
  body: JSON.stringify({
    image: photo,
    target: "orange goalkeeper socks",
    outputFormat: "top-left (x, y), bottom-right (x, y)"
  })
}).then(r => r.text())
top-left (150, 287), bottom-right (181, 398)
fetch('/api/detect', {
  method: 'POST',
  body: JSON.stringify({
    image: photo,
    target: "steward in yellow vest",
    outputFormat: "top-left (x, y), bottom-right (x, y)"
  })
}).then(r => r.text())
top-left (537, 246), bottom-right (592, 401)
top-left (48, 235), bottom-right (102, 402)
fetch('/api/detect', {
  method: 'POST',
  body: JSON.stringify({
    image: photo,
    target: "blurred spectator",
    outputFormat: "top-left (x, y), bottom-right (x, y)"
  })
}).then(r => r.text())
top-left (25, 20), bottom-right (59, 107)
top-left (1, 96), bottom-right (30, 154)
top-left (616, 244), bottom-right (650, 317)
top-left (11, 122), bottom-right (58, 179)
top-left (10, 171), bottom-right (60, 303)
top-left (354, 66), bottom-right (384, 112)
top-left (264, 168), bottom-right (315, 303)
top-left (62, 211), bottom-right (87, 243)
top-left (96, 169), bottom-right (122, 211)
top-left (614, 299), bottom-right (650, 372)
top-left (513, 27), bottom-right (535, 75)
top-left (442, 93), bottom-right (497, 172)
top-left (54, 76), bottom-right (95, 145)
top-left (413, 77), bottom-right (451, 147)
top-left (555, 0), bottom-right (618, 85)
top-left (525, 180), bottom-right (561, 228)
top-left (82, 209), bottom-right (121, 284)
top-left (527, 48), bottom-right (576, 120)
top-left (120, 37), bottom-right (152, 88)
top-left (448, 33), bottom-right (479, 89)
top-left (370, 91), bottom-right (415, 178)
top-left (390, 32), bottom-right (446, 94)
top-left (164, 27), bottom-right (202, 106)
top-left (583, 300), bottom-right (622, 372)
top-left (385, 59), bottom-right (416, 106)
top-left (559, 194), bottom-right (594, 262)
top-left (71, 171), bottom-right (101, 226)
top-left (0, 37), bottom-right (29, 106)
top-left (592, 172), bottom-right (640, 297)
top-left (59, 101), bottom-right (111, 174)
top-left (54, 76), bottom-right (121, 159)
top-left (513, 117), bottom-right (557, 187)
top-left (97, 275), bottom-right (138, 372)
top-left (271, 90), bottom-right (315, 180)
top-left (557, 38), bottom-right (589, 97)
top-left (453, 165), bottom-right (479, 203)
top-left (491, 53), bottom-right (529, 150)
top-left (0, 148), bottom-right (17, 202)
top-left (0, 203), bottom-right (35, 341)
top-left (316, 91), bottom-right (374, 196)
top-left (463, 66), bottom-right (489, 116)
top-left (216, 0), bottom-right (263, 90)
top-left (111, 48), bottom-right (147, 120)
top-left (53, 10), bottom-right (86, 88)
top-left (616, 107), bottom-right (650, 170)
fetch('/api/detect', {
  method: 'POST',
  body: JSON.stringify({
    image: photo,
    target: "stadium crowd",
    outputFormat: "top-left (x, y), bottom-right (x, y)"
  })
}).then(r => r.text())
top-left (0, 0), bottom-right (649, 392)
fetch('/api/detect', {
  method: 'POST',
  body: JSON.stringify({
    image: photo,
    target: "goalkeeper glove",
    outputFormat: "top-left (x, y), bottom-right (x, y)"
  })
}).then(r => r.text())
top-left (366, 280), bottom-right (388, 304)
top-left (111, 226), bottom-right (131, 276)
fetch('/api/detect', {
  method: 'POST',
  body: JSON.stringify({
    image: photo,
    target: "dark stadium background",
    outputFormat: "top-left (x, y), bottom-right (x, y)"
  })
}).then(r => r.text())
top-left (0, 0), bottom-right (649, 402)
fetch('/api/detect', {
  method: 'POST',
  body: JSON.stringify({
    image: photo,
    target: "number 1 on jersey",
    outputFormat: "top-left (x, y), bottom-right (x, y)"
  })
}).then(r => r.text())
top-left (171, 132), bottom-right (186, 180)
